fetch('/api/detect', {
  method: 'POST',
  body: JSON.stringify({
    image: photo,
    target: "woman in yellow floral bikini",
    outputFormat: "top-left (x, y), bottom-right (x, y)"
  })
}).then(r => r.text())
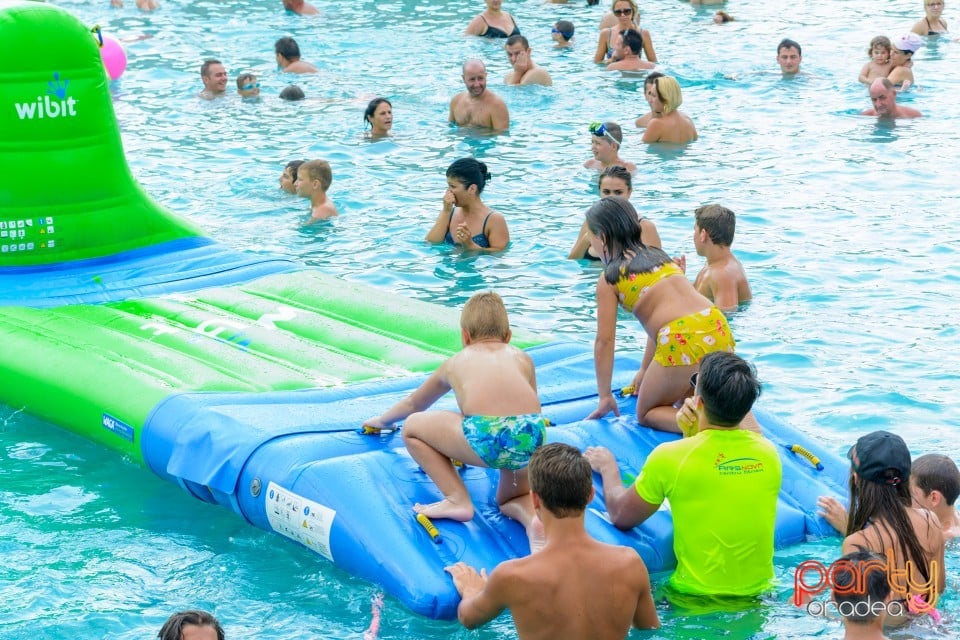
top-left (585, 196), bottom-right (735, 433)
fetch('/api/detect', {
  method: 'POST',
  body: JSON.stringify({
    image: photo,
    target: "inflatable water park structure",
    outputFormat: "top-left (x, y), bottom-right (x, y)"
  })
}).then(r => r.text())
top-left (0, 1), bottom-right (847, 619)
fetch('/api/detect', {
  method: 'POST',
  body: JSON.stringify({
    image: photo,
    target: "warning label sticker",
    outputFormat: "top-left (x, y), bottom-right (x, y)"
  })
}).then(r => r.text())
top-left (265, 482), bottom-right (336, 561)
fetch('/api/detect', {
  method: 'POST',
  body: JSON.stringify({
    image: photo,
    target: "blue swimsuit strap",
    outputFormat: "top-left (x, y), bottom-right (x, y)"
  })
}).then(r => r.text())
top-left (479, 212), bottom-right (492, 236)
top-left (448, 210), bottom-right (492, 237)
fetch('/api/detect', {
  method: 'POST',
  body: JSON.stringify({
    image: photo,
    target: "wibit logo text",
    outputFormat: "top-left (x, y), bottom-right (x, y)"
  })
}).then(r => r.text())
top-left (15, 72), bottom-right (78, 120)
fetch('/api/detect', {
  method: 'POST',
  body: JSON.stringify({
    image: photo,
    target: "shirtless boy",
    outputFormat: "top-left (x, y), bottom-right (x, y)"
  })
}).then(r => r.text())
top-left (274, 37), bottom-right (318, 74)
top-left (363, 292), bottom-right (546, 542)
top-left (583, 121), bottom-right (636, 173)
top-left (445, 443), bottom-right (660, 639)
top-left (449, 60), bottom-right (510, 131)
top-left (912, 454), bottom-right (960, 540)
top-left (295, 159), bottom-right (338, 223)
top-left (691, 204), bottom-right (751, 312)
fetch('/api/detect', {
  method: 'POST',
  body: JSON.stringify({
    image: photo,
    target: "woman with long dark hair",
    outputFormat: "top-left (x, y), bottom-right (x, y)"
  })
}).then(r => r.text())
top-left (585, 196), bottom-right (734, 431)
top-left (841, 431), bottom-right (945, 624)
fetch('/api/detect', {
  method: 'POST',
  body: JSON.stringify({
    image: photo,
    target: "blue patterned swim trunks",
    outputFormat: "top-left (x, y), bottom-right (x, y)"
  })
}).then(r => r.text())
top-left (462, 413), bottom-right (548, 470)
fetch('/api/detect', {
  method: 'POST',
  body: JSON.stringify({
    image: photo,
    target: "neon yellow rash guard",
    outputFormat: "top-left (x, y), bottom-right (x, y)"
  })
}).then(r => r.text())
top-left (634, 428), bottom-right (782, 596)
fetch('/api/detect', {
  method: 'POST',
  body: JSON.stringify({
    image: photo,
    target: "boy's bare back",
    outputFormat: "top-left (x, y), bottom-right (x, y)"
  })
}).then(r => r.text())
top-left (479, 539), bottom-right (657, 640)
top-left (694, 254), bottom-right (751, 311)
top-left (442, 341), bottom-right (540, 417)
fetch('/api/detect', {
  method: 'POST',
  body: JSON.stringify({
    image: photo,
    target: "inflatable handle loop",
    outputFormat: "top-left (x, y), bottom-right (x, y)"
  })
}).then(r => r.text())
top-left (416, 514), bottom-right (442, 543)
top-left (91, 25), bottom-right (104, 47)
top-left (789, 444), bottom-right (824, 471)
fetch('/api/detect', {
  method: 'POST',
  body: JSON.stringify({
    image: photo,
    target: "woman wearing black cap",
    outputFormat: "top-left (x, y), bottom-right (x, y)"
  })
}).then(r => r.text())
top-left (839, 431), bottom-right (945, 626)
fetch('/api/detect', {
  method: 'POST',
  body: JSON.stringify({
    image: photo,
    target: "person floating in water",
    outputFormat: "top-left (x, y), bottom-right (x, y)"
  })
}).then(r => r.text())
top-left (363, 292), bottom-right (546, 548)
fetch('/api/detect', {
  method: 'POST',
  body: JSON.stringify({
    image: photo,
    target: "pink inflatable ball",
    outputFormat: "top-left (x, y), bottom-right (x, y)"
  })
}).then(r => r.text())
top-left (100, 36), bottom-right (127, 80)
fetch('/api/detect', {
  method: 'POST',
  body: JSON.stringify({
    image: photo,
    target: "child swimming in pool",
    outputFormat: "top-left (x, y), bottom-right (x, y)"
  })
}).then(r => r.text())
top-left (295, 159), bottom-right (338, 223)
top-left (859, 36), bottom-right (894, 84)
top-left (363, 292), bottom-right (547, 540)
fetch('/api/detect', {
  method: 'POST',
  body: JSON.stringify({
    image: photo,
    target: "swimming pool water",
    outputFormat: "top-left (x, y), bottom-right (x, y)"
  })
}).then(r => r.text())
top-left (2, 0), bottom-right (959, 637)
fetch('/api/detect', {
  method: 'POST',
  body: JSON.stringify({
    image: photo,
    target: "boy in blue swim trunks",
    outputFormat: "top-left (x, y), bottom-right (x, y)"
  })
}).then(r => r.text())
top-left (363, 292), bottom-right (547, 540)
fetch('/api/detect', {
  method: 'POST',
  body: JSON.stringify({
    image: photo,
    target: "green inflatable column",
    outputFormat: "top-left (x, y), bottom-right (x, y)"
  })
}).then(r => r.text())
top-left (0, 0), bottom-right (200, 268)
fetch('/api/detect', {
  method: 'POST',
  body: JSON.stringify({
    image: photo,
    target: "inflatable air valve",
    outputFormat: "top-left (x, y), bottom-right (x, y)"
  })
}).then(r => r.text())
top-left (100, 35), bottom-right (127, 80)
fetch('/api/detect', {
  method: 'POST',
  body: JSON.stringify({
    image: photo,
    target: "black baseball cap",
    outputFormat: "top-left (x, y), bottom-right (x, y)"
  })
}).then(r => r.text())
top-left (848, 430), bottom-right (911, 486)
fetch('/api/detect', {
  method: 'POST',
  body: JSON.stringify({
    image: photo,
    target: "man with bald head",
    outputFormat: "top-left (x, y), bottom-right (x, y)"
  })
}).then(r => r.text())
top-left (449, 59), bottom-right (510, 131)
top-left (861, 78), bottom-right (922, 119)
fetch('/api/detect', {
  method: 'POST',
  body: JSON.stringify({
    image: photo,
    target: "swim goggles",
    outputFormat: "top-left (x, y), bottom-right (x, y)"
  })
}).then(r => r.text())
top-left (241, 82), bottom-right (261, 90)
top-left (551, 27), bottom-right (574, 39)
top-left (589, 121), bottom-right (620, 145)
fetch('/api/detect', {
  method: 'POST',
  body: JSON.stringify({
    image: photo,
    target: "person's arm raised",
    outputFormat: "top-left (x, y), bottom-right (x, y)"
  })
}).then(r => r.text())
top-left (425, 191), bottom-right (455, 243)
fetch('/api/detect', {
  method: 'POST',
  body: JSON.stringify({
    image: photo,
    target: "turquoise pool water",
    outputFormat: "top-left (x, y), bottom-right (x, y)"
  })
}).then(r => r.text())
top-left (2, 0), bottom-right (959, 637)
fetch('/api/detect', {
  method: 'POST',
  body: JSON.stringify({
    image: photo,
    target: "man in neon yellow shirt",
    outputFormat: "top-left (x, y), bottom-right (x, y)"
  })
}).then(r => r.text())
top-left (585, 351), bottom-right (782, 598)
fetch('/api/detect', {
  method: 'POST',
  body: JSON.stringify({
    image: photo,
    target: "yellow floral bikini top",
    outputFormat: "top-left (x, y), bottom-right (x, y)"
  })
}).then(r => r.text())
top-left (616, 261), bottom-right (683, 310)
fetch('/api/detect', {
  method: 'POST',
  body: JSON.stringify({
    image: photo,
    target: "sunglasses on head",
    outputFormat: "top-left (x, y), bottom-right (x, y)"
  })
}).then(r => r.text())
top-left (241, 82), bottom-right (261, 90)
top-left (613, 7), bottom-right (633, 16)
